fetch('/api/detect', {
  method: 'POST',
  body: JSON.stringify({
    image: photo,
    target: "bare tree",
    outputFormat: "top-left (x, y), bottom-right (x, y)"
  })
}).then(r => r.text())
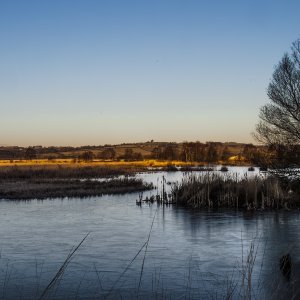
top-left (99, 148), bottom-right (116, 160)
top-left (80, 151), bottom-right (94, 162)
top-left (255, 39), bottom-right (300, 167)
top-left (25, 147), bottom-right (37, 160)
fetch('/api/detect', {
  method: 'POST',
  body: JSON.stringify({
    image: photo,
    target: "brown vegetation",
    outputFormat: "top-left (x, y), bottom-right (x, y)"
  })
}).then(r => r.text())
top-left (0, 178), bottom-right (153, 200)
top-left (171, 173), bottom-right (300, 209)
top-left (0, 165), bottom-right (154, 200)
top-left (0, 165), bottom-right (131, 180)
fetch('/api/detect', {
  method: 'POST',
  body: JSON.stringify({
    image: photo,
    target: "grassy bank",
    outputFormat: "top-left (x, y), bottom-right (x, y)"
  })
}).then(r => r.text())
top-left (0, 177), bottom-right (153, 200)
top-left (0, 164), bottom-right (155, 200)
top-left (0, 165), bottom-right (133, 180)
top-left (171, 173), bottom-right (300, 209)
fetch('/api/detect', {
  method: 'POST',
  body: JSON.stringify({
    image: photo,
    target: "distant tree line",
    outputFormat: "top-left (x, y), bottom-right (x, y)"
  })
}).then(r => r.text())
top-left (149, 142), bottom-right (263, 164)
top-left (0, 142), bottom-right (265, 165)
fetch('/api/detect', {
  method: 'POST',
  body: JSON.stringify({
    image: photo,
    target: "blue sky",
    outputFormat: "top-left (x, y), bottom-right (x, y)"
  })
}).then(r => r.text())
top-left (1, 0), bottom-right (300, 146)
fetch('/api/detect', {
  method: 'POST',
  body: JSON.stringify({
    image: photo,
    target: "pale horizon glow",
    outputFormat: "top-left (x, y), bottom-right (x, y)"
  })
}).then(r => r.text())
top-left (1, 0), bottom-right (300, 147)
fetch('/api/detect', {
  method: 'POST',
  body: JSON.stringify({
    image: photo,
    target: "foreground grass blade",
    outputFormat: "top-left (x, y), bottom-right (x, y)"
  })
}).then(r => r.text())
top-left (38, 232), bottom-right (90, 300)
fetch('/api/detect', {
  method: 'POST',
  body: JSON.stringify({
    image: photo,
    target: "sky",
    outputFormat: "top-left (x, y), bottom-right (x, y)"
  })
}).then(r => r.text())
top-left (1, 0), bottom-right (300, 146)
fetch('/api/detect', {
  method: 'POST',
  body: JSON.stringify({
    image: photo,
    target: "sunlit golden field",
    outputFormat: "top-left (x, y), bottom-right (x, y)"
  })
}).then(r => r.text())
top-left (0, 156), bottom-right (249, 169)
top-left (0, 159), bottom-right (200, 168)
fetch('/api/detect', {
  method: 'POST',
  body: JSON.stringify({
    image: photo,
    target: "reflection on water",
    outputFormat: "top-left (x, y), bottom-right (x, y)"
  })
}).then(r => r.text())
top-left (0, 169), bottom-right (299, 299)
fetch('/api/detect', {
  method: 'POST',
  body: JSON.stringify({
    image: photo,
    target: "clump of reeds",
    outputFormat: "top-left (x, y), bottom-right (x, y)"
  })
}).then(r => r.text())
top-left (171, 173), bottom-right (298, 209)
top-left (220, 166), bottom-right (229, 172)
top-left (164, 164), bottom-right (178, 172)
top-left (179, 166), bottom-right (213, 172)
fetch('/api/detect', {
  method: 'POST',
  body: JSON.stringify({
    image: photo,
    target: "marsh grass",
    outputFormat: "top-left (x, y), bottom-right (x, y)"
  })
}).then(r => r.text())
top-left (0, 165), bottom-right (130, 180)
top-left (171, 173), bottom-right (299, 209)
top-left (0, 177), bottom-right (153, 200)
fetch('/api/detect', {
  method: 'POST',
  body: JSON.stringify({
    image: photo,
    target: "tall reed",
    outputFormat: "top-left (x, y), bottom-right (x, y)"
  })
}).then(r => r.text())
top-left (171, 173), bottom-right (297, 209)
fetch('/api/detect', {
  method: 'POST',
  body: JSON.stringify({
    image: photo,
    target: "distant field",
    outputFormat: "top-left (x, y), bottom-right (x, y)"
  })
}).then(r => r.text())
top-left (0, 159), bottom-right (199, 168)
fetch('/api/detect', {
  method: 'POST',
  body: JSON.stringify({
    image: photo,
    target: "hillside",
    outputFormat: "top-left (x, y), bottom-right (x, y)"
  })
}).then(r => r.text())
top-left (0, 141), bottom-right (266, 165)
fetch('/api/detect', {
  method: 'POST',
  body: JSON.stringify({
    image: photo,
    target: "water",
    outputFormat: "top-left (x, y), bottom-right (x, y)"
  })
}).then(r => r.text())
top-left (0, 168), bottom-right (299, 299)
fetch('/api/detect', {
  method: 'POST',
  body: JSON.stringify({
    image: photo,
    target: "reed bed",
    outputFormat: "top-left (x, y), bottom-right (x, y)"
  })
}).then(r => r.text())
top-left (0, 165), bottom-right (133, 180)
top-left (0, 162), bottom-right (209, 181)
top-left (0, 165), bottom-right (155, 200)
top-left (171, 173), bottom-right (299, 209)
top-left (0, 178), bottom-right (153, 200)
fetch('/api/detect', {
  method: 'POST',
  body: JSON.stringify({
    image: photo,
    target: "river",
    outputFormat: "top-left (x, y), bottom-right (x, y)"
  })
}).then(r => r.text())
top-left (0, 167), bottom-right (299, 299)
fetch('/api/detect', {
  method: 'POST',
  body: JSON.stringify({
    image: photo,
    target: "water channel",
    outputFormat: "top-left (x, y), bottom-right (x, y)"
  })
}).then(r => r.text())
top-left (0, 167), bottom-right (299, 299)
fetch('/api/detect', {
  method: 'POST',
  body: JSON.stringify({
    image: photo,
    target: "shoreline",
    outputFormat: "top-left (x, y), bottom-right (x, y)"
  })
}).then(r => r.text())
top-left (2, 162), bottom-right (297, 204)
